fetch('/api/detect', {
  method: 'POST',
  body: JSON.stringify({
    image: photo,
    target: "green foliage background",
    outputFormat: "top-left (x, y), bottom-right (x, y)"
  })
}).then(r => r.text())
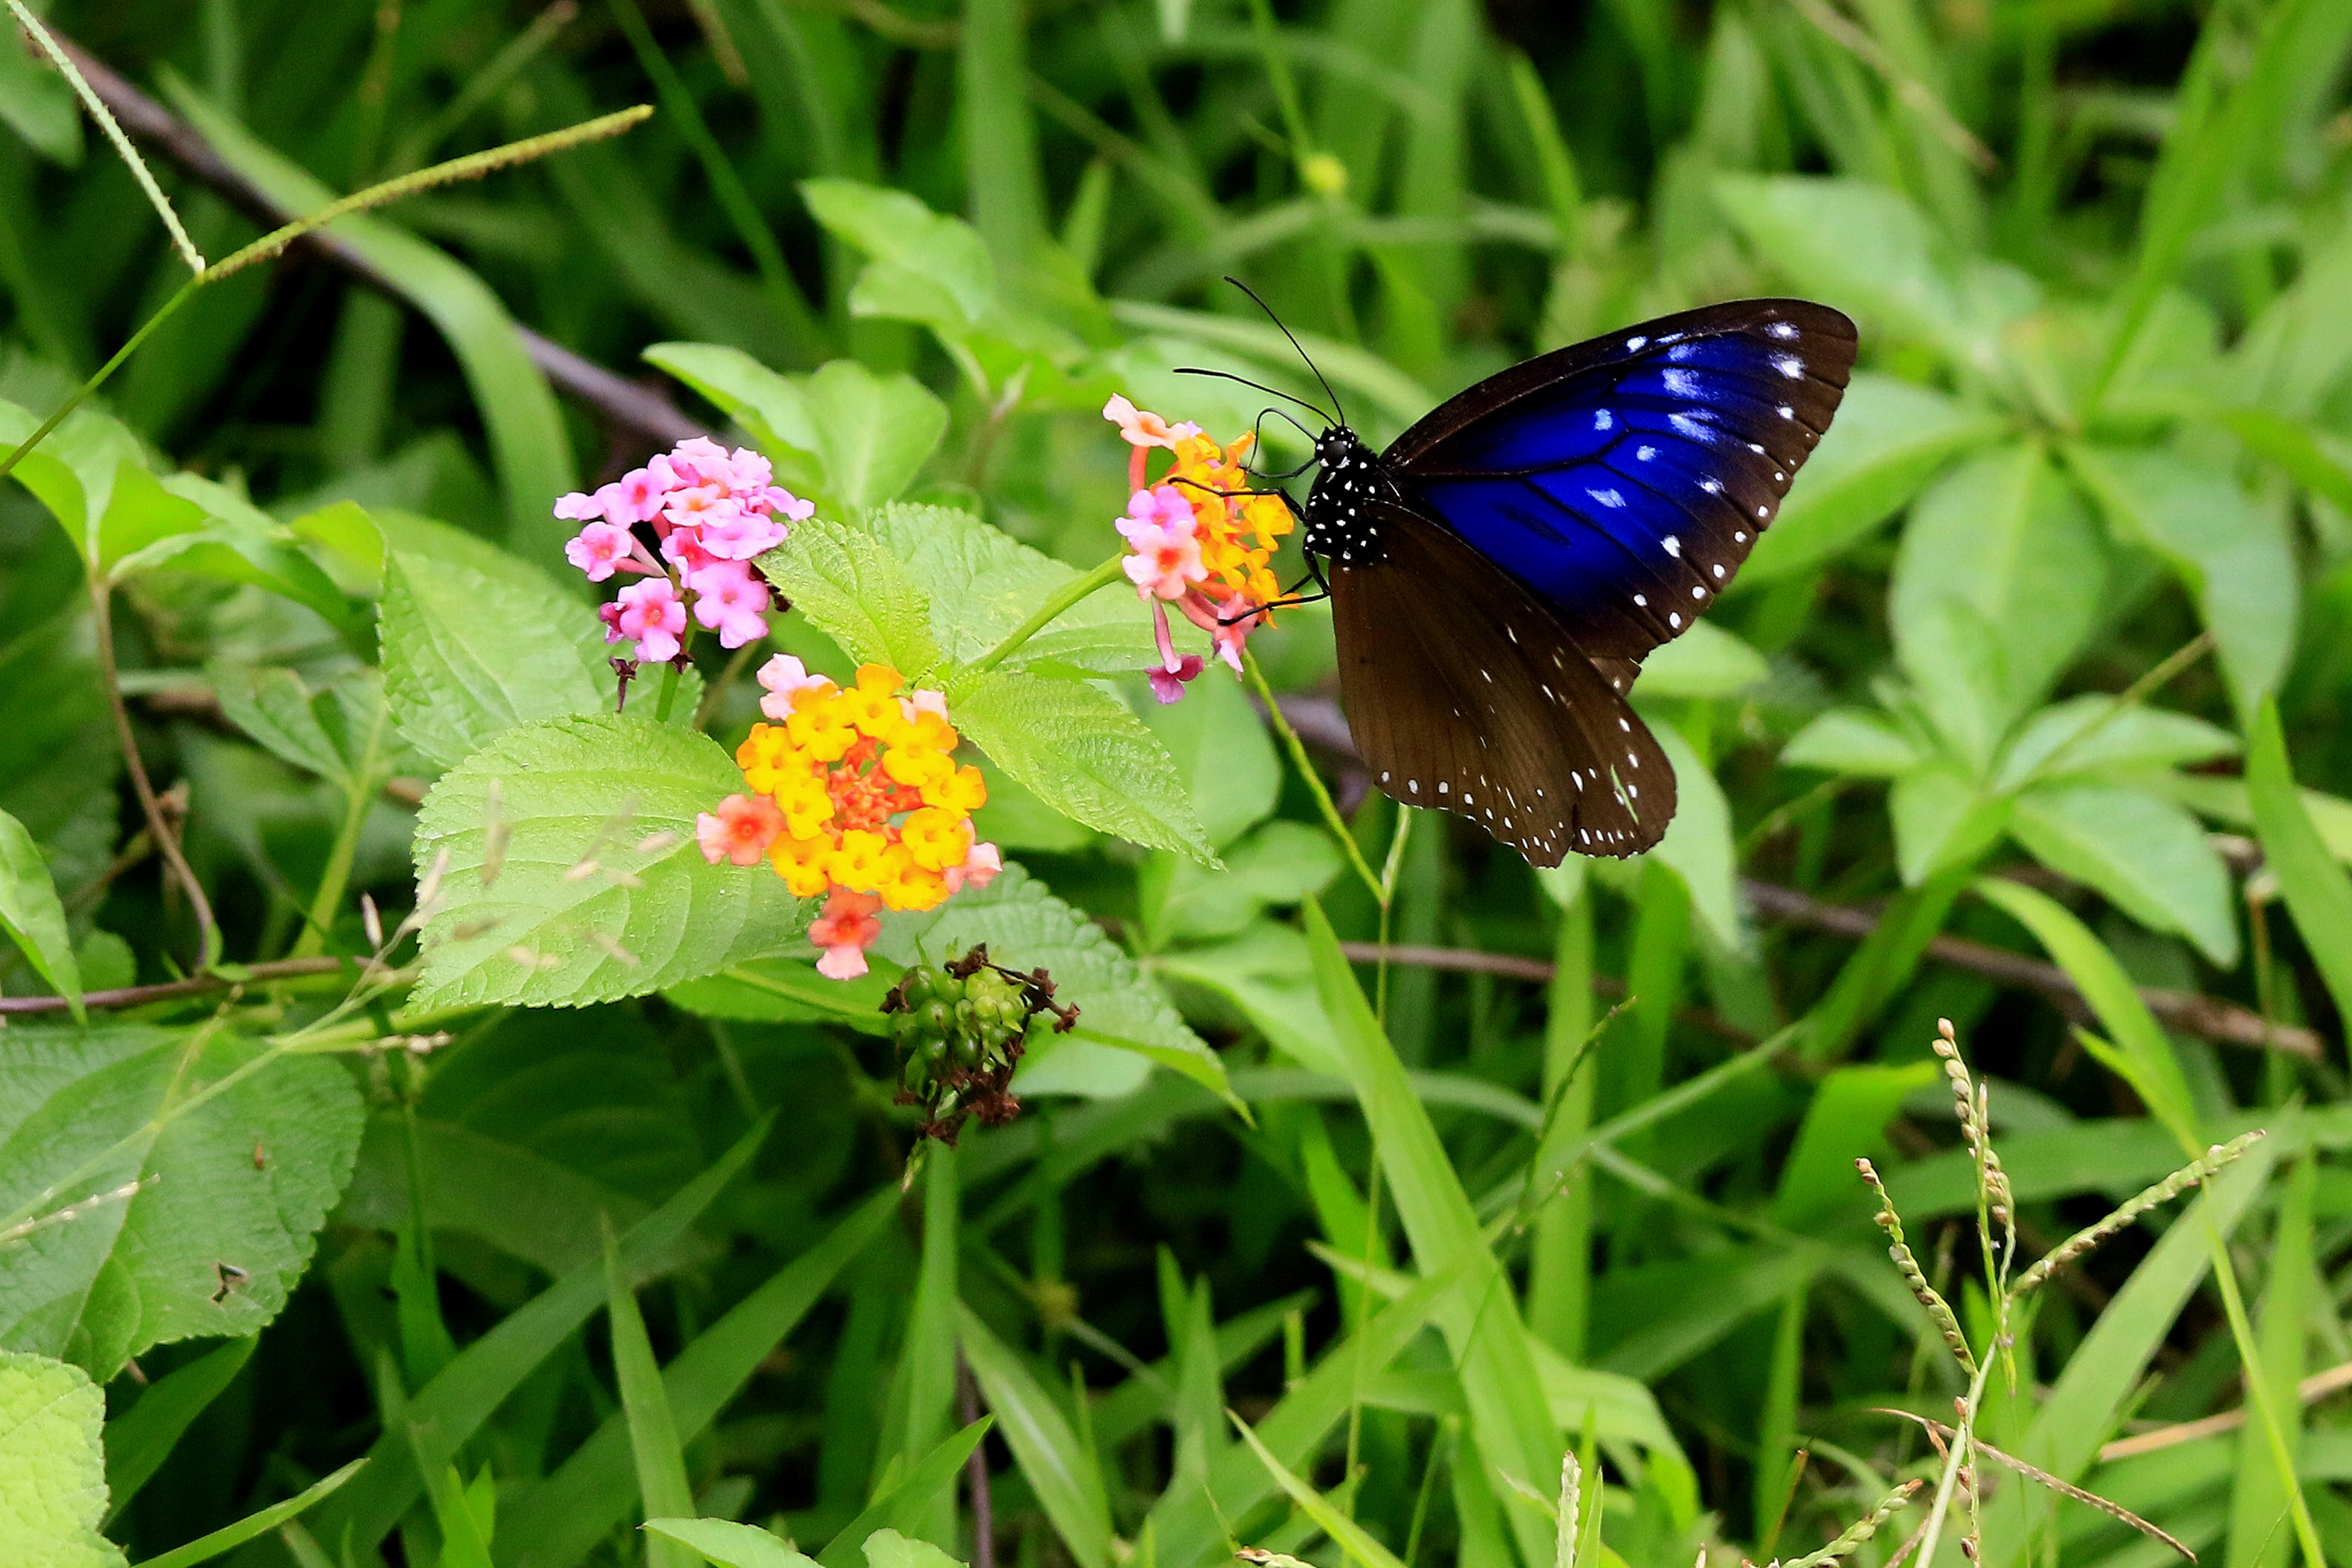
top-left (5, 0), bottom-right (2352, 1565)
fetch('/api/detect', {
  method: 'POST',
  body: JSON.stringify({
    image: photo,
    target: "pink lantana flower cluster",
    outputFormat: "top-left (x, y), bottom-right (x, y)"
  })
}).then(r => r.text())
top-left (1103, 396), bottom-right (1288, 704)
top-left (554, 436), bottom-right (815, 667)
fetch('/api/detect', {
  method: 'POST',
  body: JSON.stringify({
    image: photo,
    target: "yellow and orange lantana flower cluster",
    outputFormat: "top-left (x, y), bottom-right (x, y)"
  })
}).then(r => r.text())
top-left (1104, 395), bottom-right (1292, 702)
top-left (697, 659), bottom-right (1000, 978)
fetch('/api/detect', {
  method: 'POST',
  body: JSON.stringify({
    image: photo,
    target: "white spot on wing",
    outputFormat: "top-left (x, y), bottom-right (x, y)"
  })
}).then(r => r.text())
top-left (1661, 534), bottom-right (1680, 558)
top-left (1589, 487), bottom-right (1626, 509)
top-left (1773, 354), bottom-right (1805, 379)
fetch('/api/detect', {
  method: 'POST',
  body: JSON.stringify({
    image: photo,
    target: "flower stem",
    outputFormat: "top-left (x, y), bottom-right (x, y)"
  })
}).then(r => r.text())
top-left (1243, 648), bottom-right (1383, 905)
top-left (1, 276), bottom-right (200, 489)
top-left (965, 556), bottom-right (1126, 677)
top-left (654, 659), bottom-right (683, 722)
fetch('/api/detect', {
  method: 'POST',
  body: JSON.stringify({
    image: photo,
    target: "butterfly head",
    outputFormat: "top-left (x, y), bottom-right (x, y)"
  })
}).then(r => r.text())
top-left (1302, 426), bottom-right (1393, 568)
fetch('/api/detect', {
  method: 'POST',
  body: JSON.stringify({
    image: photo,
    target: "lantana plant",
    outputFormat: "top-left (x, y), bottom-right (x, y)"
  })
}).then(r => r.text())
top-left (1104, 395), bottom-right (1291, 702)
top-left (554, 435), bottom-right (813, 667)
top-left (701, 659), bottom-right (1001, 978)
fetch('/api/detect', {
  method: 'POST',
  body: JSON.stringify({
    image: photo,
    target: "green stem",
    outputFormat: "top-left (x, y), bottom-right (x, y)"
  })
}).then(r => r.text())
top-left (2201, 1210), bottom-right (2327, 1567)
top-left (654, 661), bottom-right (683, 723)
top-left (290, 702), bottom-right (387, 960)
top-left (0, 275), bottom-right (200, 489)
top-left (1244, 648), bottom-right (1383, 903)
top-left (966, 556), bottom-right (1126, 676)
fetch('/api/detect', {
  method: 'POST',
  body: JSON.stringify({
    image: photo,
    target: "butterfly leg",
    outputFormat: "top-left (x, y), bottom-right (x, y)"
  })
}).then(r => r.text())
top-left (1218, 557), bottom-right (1331, 623)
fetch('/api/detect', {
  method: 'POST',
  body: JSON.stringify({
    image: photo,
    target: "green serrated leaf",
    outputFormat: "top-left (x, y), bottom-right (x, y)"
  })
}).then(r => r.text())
top-left (872, 864), bottom-right (1230, 1104)
top-left (868, 502), bottom-right (1162, 675)
top-left (0, 1352), bottom-right (125, 1568)
top-left (0, 1023), bottom-right (364, 1369)
top-left (0, 805), bottom-right (80, 1019)
top-left (379, 545), bottom-right (610, 770)
top-left (951, 670), bottom-right (1217, 865)
top-left (410, 712), bottom-right (808, 1008)
top-left (757, 515), bottom-right (941, 677)
top-left (800, 361), bottom-right (948, 513)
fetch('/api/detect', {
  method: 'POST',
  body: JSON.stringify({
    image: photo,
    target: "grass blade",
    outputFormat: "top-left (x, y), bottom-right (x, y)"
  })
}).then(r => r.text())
top-left (605, 1222), bottom-right (697, 1568)
top-left (504, 1184), bottom-right (898, 1568)
top-left (2246, 697), bottom-right (2352, 1029)
top-left (1303, 897), bottom-right (1562, 1568)
top-left (134, 1459), bottom-right (366, 1568)
top-left (815, 1420), bottom-right (995, 1568)
top-left (958, 1305), bottom-right (1114, 1568)
top-left (316, 1118), bottom-right (770, 1554)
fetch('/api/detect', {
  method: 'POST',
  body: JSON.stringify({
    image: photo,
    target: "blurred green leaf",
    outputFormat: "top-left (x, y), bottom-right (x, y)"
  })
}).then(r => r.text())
top-left (1713, 175), bottom-right (2014, 371)
top-left (2066, 444), bottom-right (2296, 721)
top-left (1892, 445), bottom-right (2105, 732)
top-left (1781, 708), bottom-right (1926, 777)
top-left (1634, 619), bottom-right (1768, 700)
top-left (2009, 783), bottom-right (2237, 965)
top-left (1740, 373), bottom-right (2005, 585)
top-left (1993, 696), bottom-right (2239, 791)
top-left (1637, 721), bottom-right (1742, 950)
top-left (1144, 819), bottom-right (1340, 947)
top-left (0, 1352), bottom-right (123, 1568)
top-left (798, 360), bottom-right (950, 514)
top-left (1138, 672), bottom-right (1278, 851)
top-left (409, 712), bottom-right (807, 1008)
top-left (1890, 762), bottom-right (2008, 886)
top-left (802, 179), bottom-right (997, 335)
top-left (1976, 877), bottom-right (2199, 1149)
top-left (1773, 1064), bottom-right (1939, 1230)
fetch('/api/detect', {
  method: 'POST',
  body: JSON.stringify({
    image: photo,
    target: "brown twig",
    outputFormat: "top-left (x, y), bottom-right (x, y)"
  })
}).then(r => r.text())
top-left (48, 32), bottom-right (708, 450)
top-left (90, 577), bottom-right (218, 969)
top-left (1743, 880), bottom-right (2321, 1059)
top-left (0, 955), bottom-right (353, 1016)
top-left (956, 1353), bottom-right (995, 1568)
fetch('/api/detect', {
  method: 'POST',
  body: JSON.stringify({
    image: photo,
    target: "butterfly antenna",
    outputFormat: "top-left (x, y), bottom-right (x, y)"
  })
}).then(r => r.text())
top-left (1224, 275), bottom-right (1347, 428)
top-left (1175, 366), bottom-right (1331, 425)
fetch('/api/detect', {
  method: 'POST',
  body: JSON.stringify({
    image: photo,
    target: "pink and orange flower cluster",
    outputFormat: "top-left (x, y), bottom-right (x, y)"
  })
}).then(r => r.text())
top-left (697, 658), bottom-right (1001, 979)
top-left (554, 436), bottom-right (813, 663)
top-left (1103, 396), bottom-right (1291, 702)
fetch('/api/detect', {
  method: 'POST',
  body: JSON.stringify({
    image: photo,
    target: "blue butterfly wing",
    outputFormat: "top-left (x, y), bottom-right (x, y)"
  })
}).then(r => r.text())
top-left (1384, 299), bottom-right (1856, 661)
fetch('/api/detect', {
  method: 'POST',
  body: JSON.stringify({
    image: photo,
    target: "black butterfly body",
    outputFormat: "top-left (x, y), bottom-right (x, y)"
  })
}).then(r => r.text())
top-left (1293, 298), bottom-right (1856, 866)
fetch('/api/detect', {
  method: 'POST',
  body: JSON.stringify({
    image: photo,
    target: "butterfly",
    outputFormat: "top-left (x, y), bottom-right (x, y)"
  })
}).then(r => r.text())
top-left (1192, 292), bottom-right (1856, 866)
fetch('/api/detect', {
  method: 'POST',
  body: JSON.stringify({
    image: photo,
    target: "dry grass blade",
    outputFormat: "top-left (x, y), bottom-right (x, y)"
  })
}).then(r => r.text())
top-left (1878, 1411), bottom-right (2195, 1563)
